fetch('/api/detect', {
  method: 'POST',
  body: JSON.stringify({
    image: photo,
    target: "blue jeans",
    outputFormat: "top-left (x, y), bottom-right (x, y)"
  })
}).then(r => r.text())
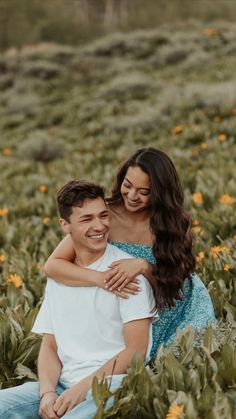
top-left (0, 375), bottom-right (125, 418)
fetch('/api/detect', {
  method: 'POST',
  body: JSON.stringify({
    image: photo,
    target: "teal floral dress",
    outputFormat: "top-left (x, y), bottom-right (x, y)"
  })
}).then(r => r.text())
top-left (111, 242), bottom-right (215, 358)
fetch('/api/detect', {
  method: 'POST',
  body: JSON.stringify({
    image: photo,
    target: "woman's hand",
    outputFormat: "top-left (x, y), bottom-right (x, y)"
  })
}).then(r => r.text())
top-left (104, 258), bottom-right (146, 291)
top-left (95, 271), bottom-right (140, 298)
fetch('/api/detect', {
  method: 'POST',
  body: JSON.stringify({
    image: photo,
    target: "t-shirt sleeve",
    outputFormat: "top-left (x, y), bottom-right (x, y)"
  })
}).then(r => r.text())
top-left (119, 275), bottom-right (158, 324)
top-left (32, 280), bottom-right (54, 334)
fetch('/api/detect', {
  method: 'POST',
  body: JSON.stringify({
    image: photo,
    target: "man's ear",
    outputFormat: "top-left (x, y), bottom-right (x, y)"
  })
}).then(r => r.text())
top-left (59, 218), bottom-right (70, 234)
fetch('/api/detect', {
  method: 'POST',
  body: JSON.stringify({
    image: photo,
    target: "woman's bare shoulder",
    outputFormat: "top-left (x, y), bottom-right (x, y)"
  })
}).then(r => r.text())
top-left (107, 202), bottom-right (124, 218)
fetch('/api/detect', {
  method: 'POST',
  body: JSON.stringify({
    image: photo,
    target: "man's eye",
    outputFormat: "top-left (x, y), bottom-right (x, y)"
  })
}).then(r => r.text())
top-left (101, 214), bottom-right (108, 218)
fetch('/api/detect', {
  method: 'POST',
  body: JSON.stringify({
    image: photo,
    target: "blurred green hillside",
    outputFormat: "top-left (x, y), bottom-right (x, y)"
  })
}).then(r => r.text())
top-left (1, 0), bottom-right (236, 50)
top-left (0, 21), bottom-right (236, 417)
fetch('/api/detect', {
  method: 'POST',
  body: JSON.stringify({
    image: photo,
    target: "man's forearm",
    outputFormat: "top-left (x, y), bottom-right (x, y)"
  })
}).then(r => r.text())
top-left (38, 338), bottom-right (62, 396)
top-left (84, 345), bottom-right (145, 389)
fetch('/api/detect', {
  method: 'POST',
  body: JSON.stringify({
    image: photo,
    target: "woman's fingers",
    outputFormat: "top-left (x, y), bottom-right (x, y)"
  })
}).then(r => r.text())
top-left (125, 283), bottom-right (141, 292)
top-left (109, 274), bottom-right (129, 290)
top-left (117, 276), bottom-right (138, 291)
top-left (105, 270), bottom-right (125, 288)
top-left (108, 261), bottom-right (120, 268)
top-left (113, 290), bottom-right (129, 299)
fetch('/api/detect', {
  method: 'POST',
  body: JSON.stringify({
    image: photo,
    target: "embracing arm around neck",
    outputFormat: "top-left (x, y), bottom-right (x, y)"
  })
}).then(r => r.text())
top-left (43, 234), bottom-right (102, 287)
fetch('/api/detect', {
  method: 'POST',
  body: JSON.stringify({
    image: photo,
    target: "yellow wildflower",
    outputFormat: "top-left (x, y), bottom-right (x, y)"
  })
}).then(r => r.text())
top-left (191, 148), bottom-right (199, 157)
top-left (223, 264), bottom-right (230, 272)
top-left (0, 207), bottom-right (9, 217)
top-left (39, 184), bottom-right (47, 193)
top-left (171, 125), bottom-right (184, 135)
top-left (2, 147), bottom-right (12, 156)
top-left (166, 404), bottom-right (184, 419)
top-left (213, 115), bottom-right (221, 123)
top-left (219, 194), bottom-right (234, 205)
top-left (204, 28), bottom-right (222, 36)
top-left (200, 142), bottom-right (208, 149)
top-left (192, 219), bottom-right (200, 226)
top-left (210, 245), bottom-right (230, 259)
top-left (196, 251), bottom-right (205, 263)
top-left (43, 217), bottom-right (50, 225)
top-left (193, 226), bottom-right (203, 236)
top-left (192, 192), bottom-right (203, 205)
top-left (218, 134), bottom-right (226, 142)
top-left (0, 254), bottom-right (6, 262)
top-left (7, 274), bottom-right (23, 288)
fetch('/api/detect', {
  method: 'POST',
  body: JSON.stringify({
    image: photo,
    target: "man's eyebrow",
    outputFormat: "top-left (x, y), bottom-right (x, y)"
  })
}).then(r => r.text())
top-left (79, 210), bottom-right (108, 219)
top-left (124, 177), bottom-right (150, 191)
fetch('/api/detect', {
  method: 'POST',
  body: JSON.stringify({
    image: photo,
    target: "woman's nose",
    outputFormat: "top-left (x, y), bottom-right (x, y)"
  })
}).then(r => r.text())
top-left (128, 189), bottom-right (138, 200)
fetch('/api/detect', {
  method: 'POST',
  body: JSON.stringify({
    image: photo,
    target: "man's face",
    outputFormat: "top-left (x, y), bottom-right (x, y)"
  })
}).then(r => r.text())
top-left (60, 197), bottom-right (110, 254)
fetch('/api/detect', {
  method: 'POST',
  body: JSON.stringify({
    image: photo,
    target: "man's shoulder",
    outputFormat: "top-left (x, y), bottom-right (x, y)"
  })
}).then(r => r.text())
top-left (106, 243), bottom-right (133, 261)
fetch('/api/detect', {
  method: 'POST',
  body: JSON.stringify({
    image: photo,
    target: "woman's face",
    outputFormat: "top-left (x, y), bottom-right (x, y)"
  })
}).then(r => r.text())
top-left (120, 166), bottom-right (151, 212)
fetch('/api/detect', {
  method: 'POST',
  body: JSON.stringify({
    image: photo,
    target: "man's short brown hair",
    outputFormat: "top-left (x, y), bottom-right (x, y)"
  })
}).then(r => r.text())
top-left (57, 180), bottom-right (105, 222)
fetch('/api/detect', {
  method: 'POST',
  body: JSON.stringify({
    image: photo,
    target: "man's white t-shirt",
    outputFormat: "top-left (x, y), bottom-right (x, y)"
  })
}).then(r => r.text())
top-left (32, 243), bottom-right (157, 387)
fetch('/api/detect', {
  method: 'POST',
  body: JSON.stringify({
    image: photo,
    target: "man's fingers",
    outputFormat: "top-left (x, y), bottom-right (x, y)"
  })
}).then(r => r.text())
top-left (53, 397), bottom-right (62, 411)
top-left (48, 405), bottom-right (59, 419)
top-left (53, 397), bottom-right (65, 416)
top-left (40, 405), bottom-right (58, 419)
top-left (56, 401), bottom-right (68, 417)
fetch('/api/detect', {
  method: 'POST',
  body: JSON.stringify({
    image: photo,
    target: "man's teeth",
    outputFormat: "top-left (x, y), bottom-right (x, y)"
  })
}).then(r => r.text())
top-left (89, 234), bottom-right (104, 239)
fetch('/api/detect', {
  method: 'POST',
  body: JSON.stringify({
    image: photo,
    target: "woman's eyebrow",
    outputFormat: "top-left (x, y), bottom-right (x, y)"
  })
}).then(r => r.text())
top-left (125, 177), bottom-right (150, 191)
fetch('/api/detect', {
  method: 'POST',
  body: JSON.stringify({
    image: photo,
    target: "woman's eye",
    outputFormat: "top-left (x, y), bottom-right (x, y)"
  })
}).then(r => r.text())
top-left (124, 183), bottom-right (130, 188)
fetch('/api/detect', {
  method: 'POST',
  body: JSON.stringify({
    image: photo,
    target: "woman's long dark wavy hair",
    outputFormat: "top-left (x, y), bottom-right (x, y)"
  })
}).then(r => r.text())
top-left (107, 147), bottom-right (196, 311)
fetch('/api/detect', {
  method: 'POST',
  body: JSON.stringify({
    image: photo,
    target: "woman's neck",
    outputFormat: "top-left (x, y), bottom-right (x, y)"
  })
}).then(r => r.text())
top-left (110, 202), bottom-right (151, 223)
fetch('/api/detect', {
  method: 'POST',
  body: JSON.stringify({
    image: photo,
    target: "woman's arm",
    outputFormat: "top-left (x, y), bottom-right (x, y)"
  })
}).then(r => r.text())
top-left (43, 234), bottom-right (103, 287)
top-left (43, 235), bottom-right (140, 296)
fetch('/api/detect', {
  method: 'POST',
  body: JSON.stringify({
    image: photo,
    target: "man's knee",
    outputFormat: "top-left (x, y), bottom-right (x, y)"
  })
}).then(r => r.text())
top-left (0, 382), bottom-right (40, 418)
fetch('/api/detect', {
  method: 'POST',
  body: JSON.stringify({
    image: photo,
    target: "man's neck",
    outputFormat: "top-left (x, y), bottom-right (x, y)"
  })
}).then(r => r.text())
top-left (74, 246), bottom-right (107, 267)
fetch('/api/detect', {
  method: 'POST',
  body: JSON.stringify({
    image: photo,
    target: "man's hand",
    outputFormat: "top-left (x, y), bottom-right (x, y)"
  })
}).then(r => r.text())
top-left (39, 392), bottom-right (59, 419)
top-left (53, 379), bottom-right (90, 416)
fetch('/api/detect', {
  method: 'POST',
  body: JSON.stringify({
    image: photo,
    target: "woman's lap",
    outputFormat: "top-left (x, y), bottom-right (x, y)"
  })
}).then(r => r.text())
top-left (150, 274), bottom-right (215, 357)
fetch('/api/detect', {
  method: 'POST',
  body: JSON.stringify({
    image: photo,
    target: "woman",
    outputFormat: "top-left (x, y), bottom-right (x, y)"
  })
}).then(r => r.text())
top-left (44, 147), bottom-right (215, 356)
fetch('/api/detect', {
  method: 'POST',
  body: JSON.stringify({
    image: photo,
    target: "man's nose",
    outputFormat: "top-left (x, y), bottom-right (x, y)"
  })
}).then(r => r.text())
top-left (92, 218), bottom-right (105, 230)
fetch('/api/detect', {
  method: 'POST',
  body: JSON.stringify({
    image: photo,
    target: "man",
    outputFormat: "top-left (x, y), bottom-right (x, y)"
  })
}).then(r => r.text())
top-left (0, 180), bottom-right (157, 418)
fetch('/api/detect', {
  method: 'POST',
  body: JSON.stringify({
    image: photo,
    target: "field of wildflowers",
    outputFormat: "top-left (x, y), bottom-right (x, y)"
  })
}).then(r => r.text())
top-left (0, 22), bottom-right (235, 418)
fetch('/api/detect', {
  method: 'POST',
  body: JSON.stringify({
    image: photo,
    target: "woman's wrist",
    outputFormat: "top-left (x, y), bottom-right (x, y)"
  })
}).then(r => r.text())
top-left (94, 271), bottom-right (105, 287)
top-left (140, 258), bottom-right (150, 276)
